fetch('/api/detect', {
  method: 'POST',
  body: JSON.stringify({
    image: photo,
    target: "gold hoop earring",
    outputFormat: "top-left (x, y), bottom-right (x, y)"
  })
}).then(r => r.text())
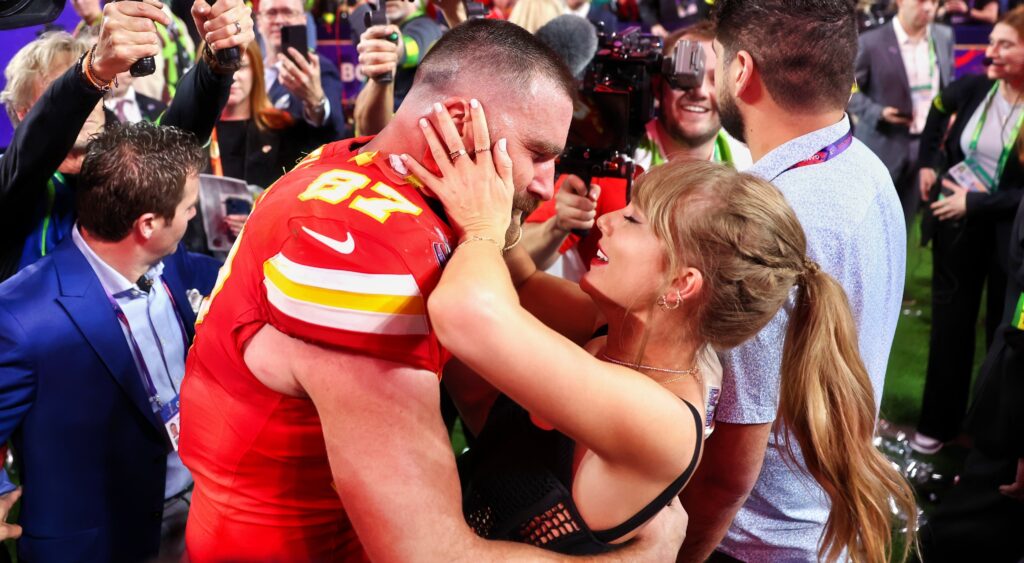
top-left (657, 290), bottom-right (683, 311)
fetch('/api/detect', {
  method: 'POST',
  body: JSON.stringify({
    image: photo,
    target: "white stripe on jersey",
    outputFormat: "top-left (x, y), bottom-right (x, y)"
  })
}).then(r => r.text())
top-left (267, 253), bottom-right (423, 297)
top-left (264, 278), bottom-right (430, 336)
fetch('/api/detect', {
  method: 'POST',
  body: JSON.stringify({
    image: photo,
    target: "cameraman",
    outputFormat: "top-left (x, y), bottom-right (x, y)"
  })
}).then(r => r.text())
top-left (0, 0), bottom-right (254, 282)
top-left (351, 0), bottom-right (446, 135)
top-left (522, 23), bottom-right (749, 279)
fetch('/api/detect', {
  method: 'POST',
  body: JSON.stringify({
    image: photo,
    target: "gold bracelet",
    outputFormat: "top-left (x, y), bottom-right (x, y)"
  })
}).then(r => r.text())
top-left (502, 227), bottom-right (523, 253)
top-left (456, 235), bottom-right (502, 252)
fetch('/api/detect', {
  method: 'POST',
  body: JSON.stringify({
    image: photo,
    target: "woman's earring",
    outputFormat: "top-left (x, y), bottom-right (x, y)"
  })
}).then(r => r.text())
top-left (657, 290), bottom-right (683, 311)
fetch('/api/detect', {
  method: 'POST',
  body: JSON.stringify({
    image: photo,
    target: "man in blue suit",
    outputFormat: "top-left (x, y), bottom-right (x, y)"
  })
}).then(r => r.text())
top-left (0, 122), bottom-right (220, 562)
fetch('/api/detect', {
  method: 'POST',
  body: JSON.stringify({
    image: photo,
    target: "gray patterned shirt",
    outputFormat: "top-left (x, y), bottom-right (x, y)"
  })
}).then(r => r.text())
top-left (717, 116), bottom-right (905, 562)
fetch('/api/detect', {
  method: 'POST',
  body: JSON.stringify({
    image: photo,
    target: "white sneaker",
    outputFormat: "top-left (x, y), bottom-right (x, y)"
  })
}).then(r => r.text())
top-left (910, 432), bottom-right (943, 454)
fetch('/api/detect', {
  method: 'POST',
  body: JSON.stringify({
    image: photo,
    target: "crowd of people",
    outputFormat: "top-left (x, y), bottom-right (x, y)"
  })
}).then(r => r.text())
top-left (0, 0), bottom-right (1022, 561)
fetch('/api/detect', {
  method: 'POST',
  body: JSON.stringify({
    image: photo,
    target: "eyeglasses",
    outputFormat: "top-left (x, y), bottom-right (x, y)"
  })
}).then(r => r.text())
top-left (259, 7), bottom-right (302, 20)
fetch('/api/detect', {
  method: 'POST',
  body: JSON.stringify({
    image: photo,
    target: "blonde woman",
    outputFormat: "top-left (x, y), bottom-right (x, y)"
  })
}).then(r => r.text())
top-left (399, 102), bottom-right (918, 560)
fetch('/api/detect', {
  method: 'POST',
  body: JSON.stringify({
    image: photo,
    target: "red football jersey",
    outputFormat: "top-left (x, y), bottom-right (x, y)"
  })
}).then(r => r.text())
top-left (180, 137), bottom-right (455, 562)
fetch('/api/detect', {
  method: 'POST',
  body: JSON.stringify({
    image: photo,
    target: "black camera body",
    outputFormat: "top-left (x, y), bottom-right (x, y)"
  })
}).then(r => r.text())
top-left (558, 28), bottom-right (705, 195)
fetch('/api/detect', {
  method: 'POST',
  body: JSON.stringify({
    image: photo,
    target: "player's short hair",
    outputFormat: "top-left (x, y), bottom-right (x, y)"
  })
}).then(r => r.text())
top-left (713, 0), bottom-right (858, 112)
top-left (78, 122), bottom-right (206, 242)
top-left (412, 19), bottom-right (576, 104)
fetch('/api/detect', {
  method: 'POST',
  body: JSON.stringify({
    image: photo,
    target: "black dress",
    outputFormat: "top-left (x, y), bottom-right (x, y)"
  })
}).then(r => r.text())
top-left (459, 394), bottom-right (703, 555)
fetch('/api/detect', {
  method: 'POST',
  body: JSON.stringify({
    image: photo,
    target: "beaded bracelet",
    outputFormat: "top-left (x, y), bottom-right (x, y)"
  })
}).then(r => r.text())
top-left (81, 46), bottom-right (115, 92)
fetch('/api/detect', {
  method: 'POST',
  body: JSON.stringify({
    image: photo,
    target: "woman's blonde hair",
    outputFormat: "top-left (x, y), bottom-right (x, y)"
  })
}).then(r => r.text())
top-left (633, 160), bottom-right (917, 563)
top-left (1, 31), bottom-right (87, 126)
top-left (507, 0), bottom-right (562, 34)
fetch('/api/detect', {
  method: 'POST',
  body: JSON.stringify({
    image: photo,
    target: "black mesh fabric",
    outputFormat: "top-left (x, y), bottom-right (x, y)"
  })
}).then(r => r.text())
top-left (459, 393), bottom-right (704, 555)
top-left (459, 395), bottom-right (613, 555)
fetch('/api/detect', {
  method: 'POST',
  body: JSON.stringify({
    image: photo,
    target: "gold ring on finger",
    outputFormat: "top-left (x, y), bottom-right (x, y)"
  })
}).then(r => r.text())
top-left (448, 149), bottom-right (468, 162)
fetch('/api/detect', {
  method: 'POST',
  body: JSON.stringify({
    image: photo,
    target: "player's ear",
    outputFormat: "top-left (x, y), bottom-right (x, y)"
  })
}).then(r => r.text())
top-left (442, 97), bottom-right (472, 141)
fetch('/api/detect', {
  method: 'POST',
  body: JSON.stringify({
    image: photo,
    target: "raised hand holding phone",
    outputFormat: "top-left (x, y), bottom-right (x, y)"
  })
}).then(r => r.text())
top-left (192, 0), bottom-right (253, 72)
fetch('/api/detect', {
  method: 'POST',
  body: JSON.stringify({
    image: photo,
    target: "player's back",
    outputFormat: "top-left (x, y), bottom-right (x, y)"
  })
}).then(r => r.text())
top-left (179, 138), bottom-right (455, 561)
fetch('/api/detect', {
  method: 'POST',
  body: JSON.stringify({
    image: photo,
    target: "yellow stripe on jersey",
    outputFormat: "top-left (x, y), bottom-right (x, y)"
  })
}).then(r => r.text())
top-left (264, 258), bottom-right (426, 315)
top-left (264, 280), bottom-right (431, 336)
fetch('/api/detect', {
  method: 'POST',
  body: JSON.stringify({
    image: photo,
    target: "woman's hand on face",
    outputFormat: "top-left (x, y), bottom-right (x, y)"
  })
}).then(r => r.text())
top-left (399, 99), bottom-right (513, 243)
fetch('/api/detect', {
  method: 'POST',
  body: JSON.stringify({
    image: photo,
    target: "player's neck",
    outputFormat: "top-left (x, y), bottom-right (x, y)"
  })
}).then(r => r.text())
top-left (361, 118), bottom-right (424, 157)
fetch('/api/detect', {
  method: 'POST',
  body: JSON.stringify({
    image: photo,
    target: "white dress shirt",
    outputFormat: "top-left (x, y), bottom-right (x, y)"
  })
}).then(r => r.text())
top-left (893, 17), bottom-right (940, 135)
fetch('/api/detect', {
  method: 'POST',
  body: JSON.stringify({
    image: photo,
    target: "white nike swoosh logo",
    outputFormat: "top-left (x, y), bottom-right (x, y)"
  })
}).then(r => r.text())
top-left (303, 226), bottom-right (355, 254)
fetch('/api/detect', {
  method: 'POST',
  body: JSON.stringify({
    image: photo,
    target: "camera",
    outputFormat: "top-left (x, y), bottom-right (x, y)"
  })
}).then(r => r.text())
top-left (558, 28), bottom-right (706, 196)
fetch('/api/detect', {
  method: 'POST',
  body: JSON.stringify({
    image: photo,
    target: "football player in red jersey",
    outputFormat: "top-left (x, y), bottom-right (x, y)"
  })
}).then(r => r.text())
top-left (180, 19), bottom-right (688, 561)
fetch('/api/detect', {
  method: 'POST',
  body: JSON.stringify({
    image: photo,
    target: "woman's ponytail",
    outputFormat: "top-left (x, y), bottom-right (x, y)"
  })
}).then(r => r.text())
top-left (779, 264), bottom-right (917, 563)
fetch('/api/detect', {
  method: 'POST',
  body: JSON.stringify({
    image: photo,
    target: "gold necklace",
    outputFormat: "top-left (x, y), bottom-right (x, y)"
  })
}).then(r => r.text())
top-left (601, 354), bottom-right (700, 385)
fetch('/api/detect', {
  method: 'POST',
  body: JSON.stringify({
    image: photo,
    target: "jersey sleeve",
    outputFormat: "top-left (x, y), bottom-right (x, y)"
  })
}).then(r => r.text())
top-left (260, 214), bottom-right (439, 371)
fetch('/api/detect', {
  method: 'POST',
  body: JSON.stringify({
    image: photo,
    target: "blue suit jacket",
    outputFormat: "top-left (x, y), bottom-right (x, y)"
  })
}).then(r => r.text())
top-left (268, 52), bottom-right (348, 155)
top-left (0, 240), bottom-right (219, 563)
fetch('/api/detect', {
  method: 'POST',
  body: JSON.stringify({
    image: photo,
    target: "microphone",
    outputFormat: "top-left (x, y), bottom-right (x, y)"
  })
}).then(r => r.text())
top-left (535, 15), bottom-right (598, 78)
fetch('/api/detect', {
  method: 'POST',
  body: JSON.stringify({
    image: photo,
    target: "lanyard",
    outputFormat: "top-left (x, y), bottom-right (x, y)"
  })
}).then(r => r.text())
top-left (1012, 292), bottom-right (1024, 331)
top-left (910, 35), bottom-right (937, 92)
top-left (105, 279), bottom-right (189, 410)
top-left (777, 129), bottom-right (855, 178)
top-left (40, 172), bottom-right (67, 258)
top-left (210, 127), bottom-right (224, 177)
top-left (968, 81), bottom-right (1024, 187)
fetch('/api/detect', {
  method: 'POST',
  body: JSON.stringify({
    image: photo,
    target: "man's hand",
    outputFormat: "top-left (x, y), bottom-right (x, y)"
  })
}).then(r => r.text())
top-left (90, 0), bottom-right (170, 82)
top-left (193, 0), bottom-right (255, 53)
top-left (278, 48), bottom-right (325, 110)
top-left (224, 214), bottom-right (247, 237)
top-left (70, 0), bottom-right (102, 26)
top-left (554, 175), bottom-right (600, 233)
top-left (919, 167), bottom-right (938, 201)
top-left (945, 0), bottom-right (968, 14)
top-left (0, 488), bottom-right (22, 541)
top-left (650, 23), bottom-right (668, 37)
top-left (999, 458), bottom-right (1024, 502)
top-left (358, 24), bottom-right (402, 81)
top-left (930, 178), bottom-right (970, 221)
top-left (881, 106), bottom-right (913, 126)
top-left (630, 497), bottom-right (688, 559)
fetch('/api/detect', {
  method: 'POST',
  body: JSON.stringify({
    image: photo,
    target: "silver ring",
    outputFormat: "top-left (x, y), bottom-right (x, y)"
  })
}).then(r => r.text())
top-left (448, 149), bottom-right (468, 162)
top-left (234, 21), bottom-right (242, 35)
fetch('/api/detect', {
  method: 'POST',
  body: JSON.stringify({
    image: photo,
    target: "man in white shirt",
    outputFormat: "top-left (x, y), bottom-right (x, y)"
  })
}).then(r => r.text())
top-left (849, 0), bottom-right (955, 226)
top-left (104, 72), bottom-right (168, 124)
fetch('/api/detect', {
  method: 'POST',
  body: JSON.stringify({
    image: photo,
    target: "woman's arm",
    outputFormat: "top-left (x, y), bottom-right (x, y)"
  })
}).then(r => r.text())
top-left (403, 101), bottom-right (693, 474)
top-left (506, 246), bottom-right (603, 345)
